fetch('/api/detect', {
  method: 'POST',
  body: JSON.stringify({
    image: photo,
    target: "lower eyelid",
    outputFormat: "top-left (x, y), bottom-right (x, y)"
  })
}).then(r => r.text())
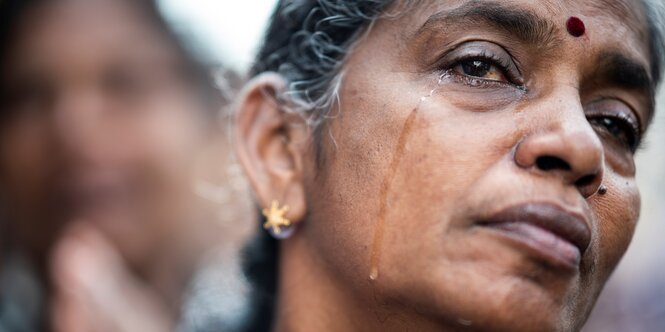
top-left (449, 70), bottom-right (526, 93)
top-left (451, 71), bottom-right (507, 88)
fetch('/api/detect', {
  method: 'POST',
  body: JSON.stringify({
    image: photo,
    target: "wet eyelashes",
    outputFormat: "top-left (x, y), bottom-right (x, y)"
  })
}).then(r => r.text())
top-left (588, 113), bottom-right (641, 153)
top-left (438, 42), bottom-right (524, 88)
top-left (586, 99), bottom-right (642, 153)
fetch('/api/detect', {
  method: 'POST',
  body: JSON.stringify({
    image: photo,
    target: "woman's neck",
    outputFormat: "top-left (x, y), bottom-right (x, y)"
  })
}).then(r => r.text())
top-left (274, 236), bottom-right (360, 331)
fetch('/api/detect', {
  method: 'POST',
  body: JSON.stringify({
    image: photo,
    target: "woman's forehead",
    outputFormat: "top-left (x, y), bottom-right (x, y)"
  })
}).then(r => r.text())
top-left (381, 0), bottom-right (653, 81)
top-left (398, 0), bottom-right (649, 49)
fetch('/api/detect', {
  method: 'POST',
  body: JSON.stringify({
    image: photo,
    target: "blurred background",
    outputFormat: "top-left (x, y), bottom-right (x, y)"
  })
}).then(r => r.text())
top-left (0, 0), bottom-right (662, 331)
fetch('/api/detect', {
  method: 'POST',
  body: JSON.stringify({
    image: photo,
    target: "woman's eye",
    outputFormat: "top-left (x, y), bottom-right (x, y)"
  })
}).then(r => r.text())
top-left (590, 116), bottom-right (639, 152)
top-left (453, 59), bottom-right (507, 82)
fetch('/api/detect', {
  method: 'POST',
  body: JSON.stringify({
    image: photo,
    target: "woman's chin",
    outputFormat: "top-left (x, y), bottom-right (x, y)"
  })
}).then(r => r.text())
top-left (410, 278), bottom-right (576, 332)
top-left (381, 250), bottom-right (590, 331)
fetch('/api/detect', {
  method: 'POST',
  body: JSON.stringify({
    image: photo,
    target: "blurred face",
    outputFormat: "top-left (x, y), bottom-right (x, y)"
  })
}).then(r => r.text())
top-left (0, 0), bottom-right (211, 266)
top-left (300, 0), bottom-right (654, 330)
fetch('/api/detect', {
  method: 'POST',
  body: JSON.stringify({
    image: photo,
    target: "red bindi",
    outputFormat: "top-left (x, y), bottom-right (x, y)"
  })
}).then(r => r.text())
top-left (566, 16), bottom-right (586, 37)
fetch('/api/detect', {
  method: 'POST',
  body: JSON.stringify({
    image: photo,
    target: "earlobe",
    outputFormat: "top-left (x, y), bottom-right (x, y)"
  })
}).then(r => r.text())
top-left (233, 73), bottom-right (308, 233)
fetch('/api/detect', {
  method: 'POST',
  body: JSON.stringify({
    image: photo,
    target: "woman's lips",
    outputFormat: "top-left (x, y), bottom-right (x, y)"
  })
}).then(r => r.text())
top-left (478, 203), bottom-right (592, 270)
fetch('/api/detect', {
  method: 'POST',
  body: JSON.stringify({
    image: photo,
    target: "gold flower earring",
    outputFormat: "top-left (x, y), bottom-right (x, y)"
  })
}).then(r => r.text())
top-left (262, 200), bottom-right (295, 239)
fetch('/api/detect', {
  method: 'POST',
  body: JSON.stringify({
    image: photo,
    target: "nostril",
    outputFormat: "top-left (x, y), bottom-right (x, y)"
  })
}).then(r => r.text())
top-left (536, 156), bottom-right (571, 171)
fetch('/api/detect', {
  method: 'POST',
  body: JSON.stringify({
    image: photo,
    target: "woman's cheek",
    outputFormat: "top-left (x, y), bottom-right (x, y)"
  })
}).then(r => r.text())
top-left (0, 119), bottom-right (52, 203)
top-left (591, 173), bottom-right (640, 276)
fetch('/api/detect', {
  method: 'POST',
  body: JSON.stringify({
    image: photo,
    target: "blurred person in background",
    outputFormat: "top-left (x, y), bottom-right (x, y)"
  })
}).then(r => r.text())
top-left (234, 0), bottom-right (664, 331)
top-left (0, 0), bottom-right (252, 330)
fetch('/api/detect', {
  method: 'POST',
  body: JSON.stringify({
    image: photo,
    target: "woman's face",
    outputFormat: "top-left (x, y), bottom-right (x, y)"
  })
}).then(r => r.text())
top-left (298, 0), bottom-right (653, 330)
top-left (0, 0), bottom-right (212, 265)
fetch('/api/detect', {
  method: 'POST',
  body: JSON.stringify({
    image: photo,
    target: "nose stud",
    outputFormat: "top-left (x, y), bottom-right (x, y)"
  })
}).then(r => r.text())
top-left (598, 185), bottom-right (607, 196)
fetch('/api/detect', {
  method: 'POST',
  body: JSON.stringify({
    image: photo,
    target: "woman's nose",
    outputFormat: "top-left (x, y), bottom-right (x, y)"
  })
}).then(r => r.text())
top-left (514, 104), bottom-right (604, 199)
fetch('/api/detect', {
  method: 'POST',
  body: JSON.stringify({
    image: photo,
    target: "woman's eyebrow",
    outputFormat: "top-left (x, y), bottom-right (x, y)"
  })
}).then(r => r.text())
top-left (595, 52), bottom-right (653, 92)
top-left (416, 1), bottom-right (561, 51)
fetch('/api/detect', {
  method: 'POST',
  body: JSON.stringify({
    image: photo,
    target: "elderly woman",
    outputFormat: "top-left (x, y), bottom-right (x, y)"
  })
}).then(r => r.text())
top-left (234, 0), bottom-right (664, 331)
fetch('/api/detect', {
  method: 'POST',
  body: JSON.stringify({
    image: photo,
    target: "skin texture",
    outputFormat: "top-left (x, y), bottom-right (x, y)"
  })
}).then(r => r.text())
top-left (0, 0), bottom-right (251, 327)
top-left (235, 0), bottom-right (656, 331)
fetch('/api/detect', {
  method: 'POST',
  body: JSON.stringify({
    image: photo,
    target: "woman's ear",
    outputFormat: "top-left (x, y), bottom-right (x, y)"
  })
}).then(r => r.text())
top-left (233, 73), bottom-right (308, 227)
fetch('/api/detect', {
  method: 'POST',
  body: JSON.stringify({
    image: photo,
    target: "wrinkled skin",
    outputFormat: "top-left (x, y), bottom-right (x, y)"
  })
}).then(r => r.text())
top-left (236, 0), bottom-right (656, 331)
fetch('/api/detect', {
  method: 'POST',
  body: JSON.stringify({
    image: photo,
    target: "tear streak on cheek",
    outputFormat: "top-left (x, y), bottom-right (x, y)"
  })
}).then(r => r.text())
top-left (369, 107), bottom-right (418, 281)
